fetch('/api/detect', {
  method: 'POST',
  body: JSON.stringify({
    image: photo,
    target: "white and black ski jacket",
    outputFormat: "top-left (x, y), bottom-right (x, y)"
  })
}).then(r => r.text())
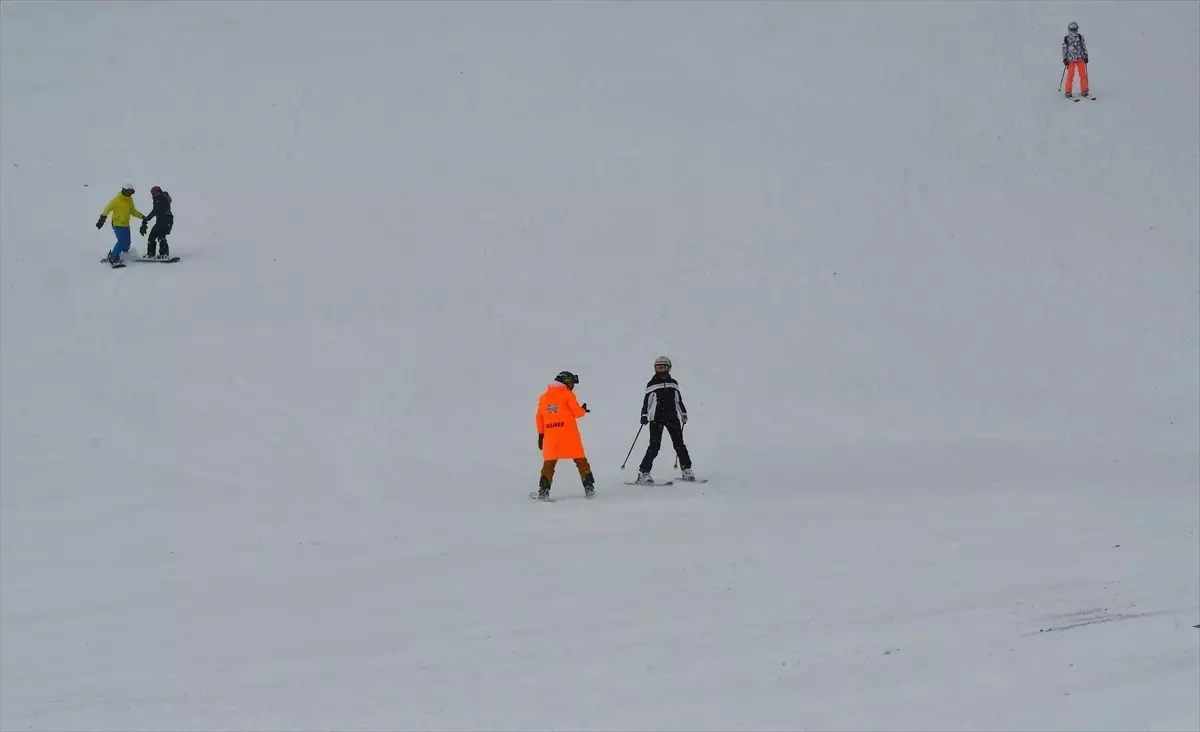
top-left (641, 373), bottom-right (688, 425)
top-left (1062, 32), bottom-right (1088, 62)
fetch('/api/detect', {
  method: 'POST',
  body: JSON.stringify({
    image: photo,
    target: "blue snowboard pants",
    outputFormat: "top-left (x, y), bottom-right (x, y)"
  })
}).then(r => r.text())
top-left (108, 225), bottom-right (131, 262)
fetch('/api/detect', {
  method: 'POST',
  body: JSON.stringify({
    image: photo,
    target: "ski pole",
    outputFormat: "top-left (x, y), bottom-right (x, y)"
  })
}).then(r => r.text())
top-left (1059, 66), bottom-right (1066, 91)
top-left (621, 424), bottom-right (644, 469)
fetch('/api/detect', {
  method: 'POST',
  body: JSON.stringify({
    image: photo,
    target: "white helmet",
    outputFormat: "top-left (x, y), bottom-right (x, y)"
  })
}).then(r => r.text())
top-left (653, 356), bottom-right (672, 371)
top-left (122, 182), bottom-right (135, 191)
top-left (1068, 21), bottom-right (1079, 32)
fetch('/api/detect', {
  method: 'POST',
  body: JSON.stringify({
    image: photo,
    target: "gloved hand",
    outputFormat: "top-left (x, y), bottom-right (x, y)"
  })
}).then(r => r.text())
top-left (139, 221), bottom-right (148, 236)
top-left (95, 215), bottom-right (106, 229)
top-left (537, 434), bottom-right (544, 451)
top-left (582, 402), bottom-right (590, 413)
top-left (1083, 57), bottom-right (1088, 64)
top-left (1063, 59), bottom-right (1069, 67)
top-left (682, 414), bottom-right (688, 426)
top-left (640, 415), bottom-right (648, 425)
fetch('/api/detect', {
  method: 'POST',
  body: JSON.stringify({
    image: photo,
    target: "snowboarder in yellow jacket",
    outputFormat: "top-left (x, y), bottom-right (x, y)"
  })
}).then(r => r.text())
top-left (96, 183), bottom-right (144, 264)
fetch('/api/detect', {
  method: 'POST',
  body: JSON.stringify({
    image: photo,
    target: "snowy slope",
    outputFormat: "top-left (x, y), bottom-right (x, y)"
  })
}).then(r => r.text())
top-left (1, 1), bottom-right (1197, 730)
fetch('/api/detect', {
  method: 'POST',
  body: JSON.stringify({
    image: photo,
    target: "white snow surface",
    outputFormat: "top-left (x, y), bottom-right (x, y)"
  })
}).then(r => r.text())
top-left (2, 1), bottom-right (1198, 730)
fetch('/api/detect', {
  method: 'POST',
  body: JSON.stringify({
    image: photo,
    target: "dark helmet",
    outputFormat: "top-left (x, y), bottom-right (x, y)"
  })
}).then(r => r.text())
top-left (554, 370), bottom-right (580, 386)
top-left (150, 186), bottom-right (162, 196)
top-left (1068, 21), bottom-right (1079, 32)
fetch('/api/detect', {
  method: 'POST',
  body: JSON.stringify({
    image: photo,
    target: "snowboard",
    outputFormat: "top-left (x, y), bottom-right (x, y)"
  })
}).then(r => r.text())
top-left (101, 256), bottom-right (126, 269)
top-left (132, 255), bottom-right (180, 263)
top-left (624, 480), bottom-right (674, 486)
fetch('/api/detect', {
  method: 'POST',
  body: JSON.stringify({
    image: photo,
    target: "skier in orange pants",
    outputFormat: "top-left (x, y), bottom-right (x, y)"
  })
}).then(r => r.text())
top-left (1062, 21), bottom-right (1090, 99)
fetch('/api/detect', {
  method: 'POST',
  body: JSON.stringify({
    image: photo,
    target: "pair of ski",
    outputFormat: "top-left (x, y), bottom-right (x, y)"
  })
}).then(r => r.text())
top-left (529, 475), bottom-right (708, 501)
top-left (102, 255), bottom-right (180, 269)
top-left (621, 476), bottom-right (709, 487)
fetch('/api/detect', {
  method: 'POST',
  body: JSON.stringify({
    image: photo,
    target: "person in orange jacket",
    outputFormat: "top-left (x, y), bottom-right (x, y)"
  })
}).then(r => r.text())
top-left (534, 370), bottom-right (594, 500)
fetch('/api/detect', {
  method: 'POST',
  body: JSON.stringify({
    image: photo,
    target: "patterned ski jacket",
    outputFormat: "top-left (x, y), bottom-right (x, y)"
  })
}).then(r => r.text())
top-left (640, 372), bottom-right (688, 425)
top-left (1062, 32), bottom-right (1088, 62)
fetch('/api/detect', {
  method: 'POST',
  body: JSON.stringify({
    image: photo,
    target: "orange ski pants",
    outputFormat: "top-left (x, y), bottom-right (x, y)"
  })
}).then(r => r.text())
top-left (541, 458), bottom-right (592, 483)
top-left (1065, 60), bottom-right (1088, 94)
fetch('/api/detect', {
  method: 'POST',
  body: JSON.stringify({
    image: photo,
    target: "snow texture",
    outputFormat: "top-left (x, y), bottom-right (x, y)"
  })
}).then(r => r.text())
top-left (1, 1), bottom-right (1197, 730)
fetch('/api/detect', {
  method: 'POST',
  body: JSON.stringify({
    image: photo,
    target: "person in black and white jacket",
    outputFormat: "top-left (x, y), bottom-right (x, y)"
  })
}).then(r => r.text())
top-left (635, 356), bottom-right (696, 483)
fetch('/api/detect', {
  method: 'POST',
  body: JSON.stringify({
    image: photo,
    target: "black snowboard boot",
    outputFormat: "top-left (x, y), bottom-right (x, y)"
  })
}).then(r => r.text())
top-left (538, 476), bottom-right (552, 500)
top-left (582, 474), bottom-right (595, 499)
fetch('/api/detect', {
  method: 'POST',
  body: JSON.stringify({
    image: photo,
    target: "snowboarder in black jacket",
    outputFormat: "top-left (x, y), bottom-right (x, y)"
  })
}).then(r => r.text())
top-left (139, 186), bottom-right (173, 258)
top-left (635, 356), bottom-right (696, 483)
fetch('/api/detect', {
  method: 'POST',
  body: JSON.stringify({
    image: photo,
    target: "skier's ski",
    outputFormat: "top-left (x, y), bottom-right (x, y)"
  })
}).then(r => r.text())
top-left (528, 491), bottom-right (593, 502)
top-left (677, 477), bottom-right (709, 484)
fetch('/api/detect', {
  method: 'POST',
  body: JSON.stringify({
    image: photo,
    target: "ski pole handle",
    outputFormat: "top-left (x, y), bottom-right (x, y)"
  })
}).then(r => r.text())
top-left (621, 424), bottom-right (644, 469)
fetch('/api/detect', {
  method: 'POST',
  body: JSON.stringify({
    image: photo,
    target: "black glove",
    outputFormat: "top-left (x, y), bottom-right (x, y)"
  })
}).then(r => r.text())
top-left (582, 402), bottom-right (590, 413)
top-left (139, 221), bottom-right (148, 236)
top-left (1083, 57), bottom-right (1088, 64)
top-left (1063, 59), bottom-right (1069, 67)
top-left (95, 215), bottom-right (106, 229)
top-left (640, 415), bottom-right (648, 425)
top-left (682, 414), bottom-right (688, 426)
top-left (537, 434), bottom-right (544, 450)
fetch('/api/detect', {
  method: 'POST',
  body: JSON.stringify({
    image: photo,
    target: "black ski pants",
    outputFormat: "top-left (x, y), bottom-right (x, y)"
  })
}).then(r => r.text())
top-left (146, 217), bottom-right (173, 257)
top-left (639, 419), bottom-right (691, 473)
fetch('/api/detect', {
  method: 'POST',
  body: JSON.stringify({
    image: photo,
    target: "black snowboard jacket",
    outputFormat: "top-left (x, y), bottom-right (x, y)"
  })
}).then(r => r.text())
top-left (144, 191), bottom-right (173, 223)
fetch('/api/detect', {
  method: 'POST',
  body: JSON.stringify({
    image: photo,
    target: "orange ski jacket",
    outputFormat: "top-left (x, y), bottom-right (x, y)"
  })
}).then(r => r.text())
top-left (536, 382), bottom-right (588, 460)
